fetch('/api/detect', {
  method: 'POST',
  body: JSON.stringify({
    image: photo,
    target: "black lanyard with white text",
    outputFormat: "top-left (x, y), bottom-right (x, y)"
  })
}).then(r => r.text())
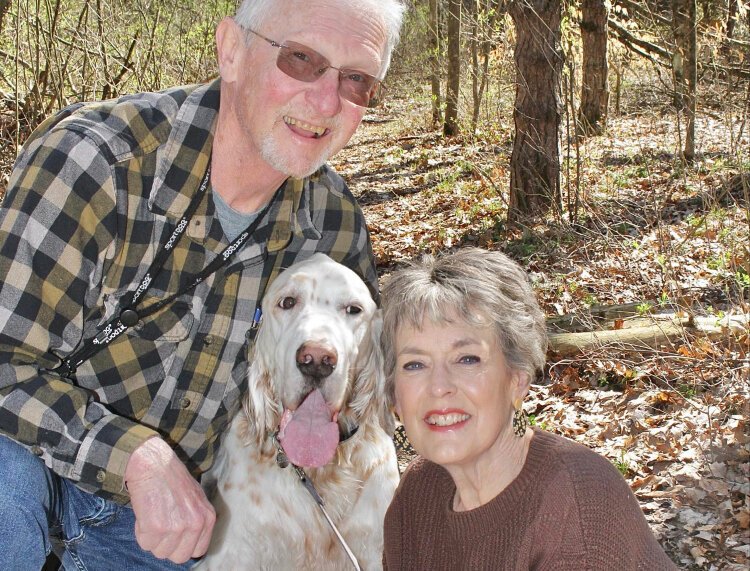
top-left (55, 164), bottom-right (278, 379)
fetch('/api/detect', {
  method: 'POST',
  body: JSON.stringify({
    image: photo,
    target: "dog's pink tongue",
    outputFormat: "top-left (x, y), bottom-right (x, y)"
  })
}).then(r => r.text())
top-left (278, 389), bottom-right (339, 468)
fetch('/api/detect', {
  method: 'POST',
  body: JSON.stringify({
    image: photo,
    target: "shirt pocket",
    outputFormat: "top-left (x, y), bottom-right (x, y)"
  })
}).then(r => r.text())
top-left (74, 293), bottom-right (195, 420)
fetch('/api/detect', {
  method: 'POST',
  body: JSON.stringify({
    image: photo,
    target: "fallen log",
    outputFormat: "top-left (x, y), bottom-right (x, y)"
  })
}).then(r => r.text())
top-left (548, 314), bottom-right (749, 357)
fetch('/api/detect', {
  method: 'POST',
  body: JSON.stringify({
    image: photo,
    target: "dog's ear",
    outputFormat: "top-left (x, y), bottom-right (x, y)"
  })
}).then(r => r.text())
top-left (241, 326), bottom-right (282, 447)
top-left (349, 309), bottom-right (396, 435)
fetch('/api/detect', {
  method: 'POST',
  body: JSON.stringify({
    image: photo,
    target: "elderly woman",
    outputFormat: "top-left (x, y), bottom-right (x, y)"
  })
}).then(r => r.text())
top-left (380, 248), bottom-right (677, 570)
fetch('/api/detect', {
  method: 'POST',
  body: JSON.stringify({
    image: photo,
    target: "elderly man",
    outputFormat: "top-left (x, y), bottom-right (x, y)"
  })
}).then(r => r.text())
top-left (0, 0), bottom-right (405, 568)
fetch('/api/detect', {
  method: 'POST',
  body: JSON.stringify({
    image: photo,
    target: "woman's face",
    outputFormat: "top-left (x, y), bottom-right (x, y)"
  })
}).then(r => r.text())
top-left (393, 317), bottom-right (526, 470)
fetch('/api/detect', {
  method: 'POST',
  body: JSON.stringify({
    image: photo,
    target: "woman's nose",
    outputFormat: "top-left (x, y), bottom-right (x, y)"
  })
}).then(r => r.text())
top-left (429, 365), bottom-right (456, 397)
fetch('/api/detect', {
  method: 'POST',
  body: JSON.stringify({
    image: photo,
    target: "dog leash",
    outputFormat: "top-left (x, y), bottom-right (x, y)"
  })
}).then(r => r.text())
top-left (274, 435), bottom-right (362, 571)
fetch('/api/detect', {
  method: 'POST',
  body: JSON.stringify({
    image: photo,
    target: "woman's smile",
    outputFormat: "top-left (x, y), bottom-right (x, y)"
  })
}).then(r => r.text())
top-left (424, 409), bottom-right (471, 430)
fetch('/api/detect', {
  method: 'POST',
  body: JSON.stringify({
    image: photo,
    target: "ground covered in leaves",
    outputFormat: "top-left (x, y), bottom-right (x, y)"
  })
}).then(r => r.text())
top-left (331, 81), bottom-right (749, 570)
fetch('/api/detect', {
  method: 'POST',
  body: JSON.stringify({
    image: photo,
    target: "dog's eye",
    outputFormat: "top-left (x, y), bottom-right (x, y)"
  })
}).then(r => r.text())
top-left (345, 305), bottom-right (362, 315)
top-left (279, 296), bottom-right (297, 310)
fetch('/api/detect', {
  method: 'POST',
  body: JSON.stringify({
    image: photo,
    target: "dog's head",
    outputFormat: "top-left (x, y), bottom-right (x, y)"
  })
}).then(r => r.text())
top-left (242, 253), bottom-right (392, 460)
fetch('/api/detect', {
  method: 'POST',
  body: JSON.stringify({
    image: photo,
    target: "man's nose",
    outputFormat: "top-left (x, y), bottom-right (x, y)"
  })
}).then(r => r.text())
top-left (306, 69), bottom-right (344, 117)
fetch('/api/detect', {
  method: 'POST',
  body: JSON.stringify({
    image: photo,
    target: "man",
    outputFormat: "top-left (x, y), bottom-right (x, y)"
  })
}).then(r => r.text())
top-left (0, 0), bottom-right (405, 568)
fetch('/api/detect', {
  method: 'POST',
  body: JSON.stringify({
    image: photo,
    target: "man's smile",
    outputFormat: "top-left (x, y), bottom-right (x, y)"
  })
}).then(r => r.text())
top-left (284, 116), bottom-right (329, 138)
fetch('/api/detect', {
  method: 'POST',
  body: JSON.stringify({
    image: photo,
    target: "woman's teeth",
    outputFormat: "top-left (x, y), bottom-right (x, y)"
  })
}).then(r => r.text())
top-left (425, 413), bottom-right (470, 426)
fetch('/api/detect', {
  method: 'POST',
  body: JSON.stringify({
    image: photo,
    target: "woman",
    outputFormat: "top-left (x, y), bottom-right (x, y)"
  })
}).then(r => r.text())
top-left (380, 248), bottom-right (677, 570)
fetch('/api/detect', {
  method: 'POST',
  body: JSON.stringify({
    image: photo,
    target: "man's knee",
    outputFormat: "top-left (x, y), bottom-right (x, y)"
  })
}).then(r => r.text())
top-left (0, 435), bottom-right (54, 503)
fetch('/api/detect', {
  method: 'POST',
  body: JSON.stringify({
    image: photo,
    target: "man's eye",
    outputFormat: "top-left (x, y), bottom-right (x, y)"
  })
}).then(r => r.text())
top-left (344, 72), bottom-right (366, 84)
top-left (292, 50), bottom-right (311, 63)
top-left (279, 296), bottom-right (296, 310)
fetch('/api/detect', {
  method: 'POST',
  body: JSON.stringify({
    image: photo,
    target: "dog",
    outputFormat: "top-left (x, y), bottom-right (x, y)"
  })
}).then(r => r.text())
top-left (195, 253), bottom-right (399, 571)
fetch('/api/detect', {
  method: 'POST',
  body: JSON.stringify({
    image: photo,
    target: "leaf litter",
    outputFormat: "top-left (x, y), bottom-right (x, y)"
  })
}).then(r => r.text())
top-left (332, 87), bottom-right (750, 570)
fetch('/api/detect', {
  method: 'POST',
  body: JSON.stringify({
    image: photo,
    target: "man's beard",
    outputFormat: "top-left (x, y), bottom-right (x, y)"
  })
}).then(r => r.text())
top-left (259, 120), bottom-right (343, 179)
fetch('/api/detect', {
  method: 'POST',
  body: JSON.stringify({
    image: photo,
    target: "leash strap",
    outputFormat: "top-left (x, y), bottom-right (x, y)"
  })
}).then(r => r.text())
top-left (273, 434), bottom-right (361, 571)
top-left (292, 465), bottom-right (362, 571)
top-left (55, 164), bottom-right (280, 379)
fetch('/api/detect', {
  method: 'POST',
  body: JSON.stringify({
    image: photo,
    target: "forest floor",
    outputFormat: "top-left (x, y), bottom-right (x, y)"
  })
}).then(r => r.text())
top-left (330, 83), bottom-right (749, 570)
top-left (0, 77), bottom-right (747, 570)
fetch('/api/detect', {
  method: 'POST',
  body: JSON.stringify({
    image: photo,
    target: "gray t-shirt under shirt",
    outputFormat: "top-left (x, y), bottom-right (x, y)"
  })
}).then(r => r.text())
top-left (212, 189), bottom-right (260, 241)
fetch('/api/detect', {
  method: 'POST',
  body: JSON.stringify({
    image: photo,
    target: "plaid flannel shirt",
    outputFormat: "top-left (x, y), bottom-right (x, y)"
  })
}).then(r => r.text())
top-left (0, 80), bottom-right (377, 504)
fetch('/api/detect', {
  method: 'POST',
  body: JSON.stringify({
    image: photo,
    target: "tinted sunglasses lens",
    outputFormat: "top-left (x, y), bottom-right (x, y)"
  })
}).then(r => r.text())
top-left (276, 42), bottom-right (326, 82)
top-left (339, 73), bottom-right (382, 108)
top-left (276, 42), bottom-right (382, 108)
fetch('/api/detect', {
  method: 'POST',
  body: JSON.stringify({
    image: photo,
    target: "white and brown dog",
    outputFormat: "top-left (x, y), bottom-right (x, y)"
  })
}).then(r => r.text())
top-left (196, 254), bottom-right (398, 570)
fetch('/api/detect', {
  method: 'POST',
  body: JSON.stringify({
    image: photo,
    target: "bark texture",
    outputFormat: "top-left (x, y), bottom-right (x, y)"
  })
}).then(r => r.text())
top-left (578, 0), bottom-right (610, 136)
top-left (508, 0), bottom-right (564, 221)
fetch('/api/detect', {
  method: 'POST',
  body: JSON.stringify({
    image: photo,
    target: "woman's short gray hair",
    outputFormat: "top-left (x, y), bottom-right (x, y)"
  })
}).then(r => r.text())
top-left (380, 247), bottom-right (548, 399)
top-left (233, 0), bottom-right (407, 77)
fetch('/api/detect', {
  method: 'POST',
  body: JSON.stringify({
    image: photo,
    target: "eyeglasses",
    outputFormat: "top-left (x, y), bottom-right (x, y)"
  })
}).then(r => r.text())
top-left (246, 28), bottom-right (385, 108)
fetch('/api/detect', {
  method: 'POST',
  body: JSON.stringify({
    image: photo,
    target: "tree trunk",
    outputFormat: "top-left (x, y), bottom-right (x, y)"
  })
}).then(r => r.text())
top-left (577, 0), bottom-right (609, 136)
top-left (671, 0), bottom-right (687, 110)
top-left (429, 0), bottom-right (442, 126)
top-left (508, 0), bottom-right (563, 221)
top-left (683, 0), bottom-right (697, 163)
top-left (470, 0), bottom-right (480, 133)
top-left (0, 0), bottom-right (11, 35)
top-left (444, 0), bottom-right (461, 136)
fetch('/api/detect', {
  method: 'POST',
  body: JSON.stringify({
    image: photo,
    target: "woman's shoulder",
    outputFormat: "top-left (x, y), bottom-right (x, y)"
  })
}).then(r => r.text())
top-left (531, 429), bottom-right (641, 509)
top-left (532, 429), bottom-right (623, 478)
top-left (396, 457), bottom-right (452, 495)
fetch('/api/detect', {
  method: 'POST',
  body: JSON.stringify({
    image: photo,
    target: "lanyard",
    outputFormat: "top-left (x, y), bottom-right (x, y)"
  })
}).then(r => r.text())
top-left (56, 164), bottom-right (279, 379)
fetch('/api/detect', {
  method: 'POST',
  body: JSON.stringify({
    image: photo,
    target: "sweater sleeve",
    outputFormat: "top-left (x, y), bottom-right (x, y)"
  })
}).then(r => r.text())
top-left (555, 447), bottom-right (679, 570)
top-left (382, 471), bottom-right (406, 570)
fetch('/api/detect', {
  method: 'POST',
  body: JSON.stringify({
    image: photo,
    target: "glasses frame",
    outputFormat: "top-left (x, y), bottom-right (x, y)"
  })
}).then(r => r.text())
top-left (244, 28), bottom-right (385, 109)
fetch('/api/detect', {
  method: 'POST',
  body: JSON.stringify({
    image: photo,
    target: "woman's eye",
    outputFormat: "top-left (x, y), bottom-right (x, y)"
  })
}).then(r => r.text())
top-left (345, 305), bottom-right (362, 315)
top-left (458, 355), bottom-right (480, 365)
top-left (279, 296), bottom-right (297, 310)
top-left (402, 361), bottom-right (424, 371)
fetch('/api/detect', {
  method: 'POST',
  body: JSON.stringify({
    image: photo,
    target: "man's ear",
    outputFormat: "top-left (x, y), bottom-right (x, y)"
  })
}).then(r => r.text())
top-left (216, 17), bottom-right (243, 82)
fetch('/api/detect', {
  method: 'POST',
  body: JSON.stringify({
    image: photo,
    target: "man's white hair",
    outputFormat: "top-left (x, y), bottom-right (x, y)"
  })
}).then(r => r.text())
top-left (233, 0), bottom-right (407, 77)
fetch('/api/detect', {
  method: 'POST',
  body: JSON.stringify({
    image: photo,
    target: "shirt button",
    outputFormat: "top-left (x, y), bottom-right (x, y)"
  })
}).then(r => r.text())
top-left (96, 470), bottom-right (106, 483)
top-left (203, 335), bottom-right (214, 346)
top-left (31, 445), bottom-right (43, 456)
top-left (179, 397), bottom-right (191, 409)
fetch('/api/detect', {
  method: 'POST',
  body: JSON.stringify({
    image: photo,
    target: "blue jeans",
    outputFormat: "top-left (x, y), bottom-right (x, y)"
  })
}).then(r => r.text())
top-left (0, 435), bottom-right (197, 570)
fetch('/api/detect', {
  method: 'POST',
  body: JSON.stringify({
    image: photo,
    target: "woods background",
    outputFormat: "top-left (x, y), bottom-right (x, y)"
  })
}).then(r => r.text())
top-left (0, 1), bottom-right (748, 569)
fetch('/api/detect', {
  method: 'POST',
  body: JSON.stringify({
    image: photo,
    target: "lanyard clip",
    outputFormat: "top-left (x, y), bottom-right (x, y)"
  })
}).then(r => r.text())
top-left (251, 307), bottom-right (263, 329)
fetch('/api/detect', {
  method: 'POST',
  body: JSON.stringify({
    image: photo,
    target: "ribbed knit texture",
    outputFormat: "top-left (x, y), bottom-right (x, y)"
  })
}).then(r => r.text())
top-left (383, 429), bottom-right (678, 570)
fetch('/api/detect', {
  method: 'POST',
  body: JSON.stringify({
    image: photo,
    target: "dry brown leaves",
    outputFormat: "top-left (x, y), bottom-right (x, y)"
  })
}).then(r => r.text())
top-left (332, 86), bottom-right (750, 570)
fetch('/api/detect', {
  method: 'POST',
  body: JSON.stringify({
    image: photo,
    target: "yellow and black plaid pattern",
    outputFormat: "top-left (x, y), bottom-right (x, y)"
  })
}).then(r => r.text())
top-left (0, 80), bottom-right (377, 504)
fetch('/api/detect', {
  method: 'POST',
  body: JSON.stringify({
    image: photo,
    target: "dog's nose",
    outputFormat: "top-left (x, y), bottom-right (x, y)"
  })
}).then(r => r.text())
top-left (296, 342), bottom-right (338, 380)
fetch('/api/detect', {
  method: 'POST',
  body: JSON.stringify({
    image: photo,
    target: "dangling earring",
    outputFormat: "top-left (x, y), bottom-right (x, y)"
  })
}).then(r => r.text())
top-left (512, 398), bottom-right (528, 437)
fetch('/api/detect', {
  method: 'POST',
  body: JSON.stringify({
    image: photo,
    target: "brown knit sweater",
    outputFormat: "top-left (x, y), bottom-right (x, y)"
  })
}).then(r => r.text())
top-left (383, 429), bottom-right (678, 570)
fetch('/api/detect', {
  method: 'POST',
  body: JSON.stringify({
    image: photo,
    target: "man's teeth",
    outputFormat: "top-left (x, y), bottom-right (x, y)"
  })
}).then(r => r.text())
top-left (284, 117), bottom-right (326, 137)
top-left (425, 413), bottom-right (470, 427)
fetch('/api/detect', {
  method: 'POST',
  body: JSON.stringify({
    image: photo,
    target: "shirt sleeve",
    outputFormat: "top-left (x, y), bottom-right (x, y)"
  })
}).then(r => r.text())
top-left (305, 166), bottom-right (380, 304)
top-left (0, 113), bottom-right (157, 503)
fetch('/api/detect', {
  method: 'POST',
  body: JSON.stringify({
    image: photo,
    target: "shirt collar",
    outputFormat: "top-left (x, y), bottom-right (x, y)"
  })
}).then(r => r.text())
top-left (148, 79), bottom-right (310, 251)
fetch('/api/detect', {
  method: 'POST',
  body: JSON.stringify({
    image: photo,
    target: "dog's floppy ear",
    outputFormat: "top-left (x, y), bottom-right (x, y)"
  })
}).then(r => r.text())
top-left (241, 325), bottom-right (282, 447)
top-left (348, 308), bottom-right (396, 435)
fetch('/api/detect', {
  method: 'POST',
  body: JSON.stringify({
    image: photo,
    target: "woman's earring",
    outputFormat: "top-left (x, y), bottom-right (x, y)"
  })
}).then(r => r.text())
top-left (512, 399), bottom-right (528, 437)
